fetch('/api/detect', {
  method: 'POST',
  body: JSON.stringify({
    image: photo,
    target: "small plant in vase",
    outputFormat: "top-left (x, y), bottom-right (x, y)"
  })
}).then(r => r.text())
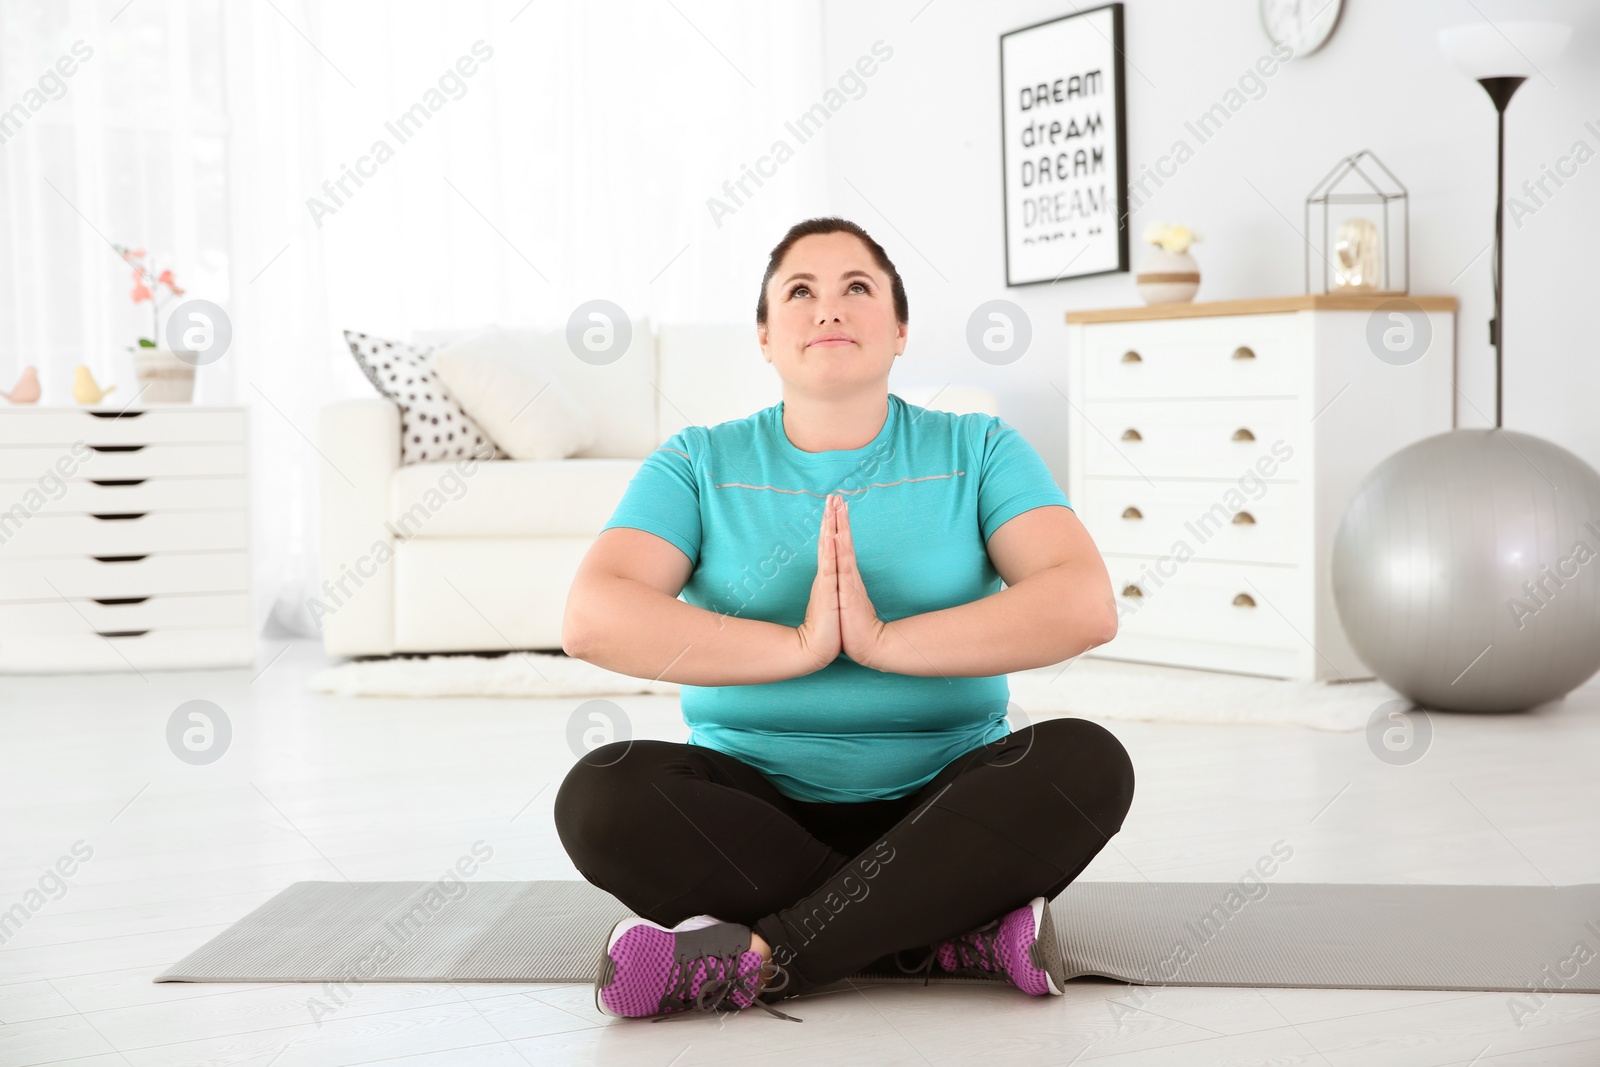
top-left (1135, 222), bottom-right (1202, 305)
top-left (114, 244), bottom-right (195, 402)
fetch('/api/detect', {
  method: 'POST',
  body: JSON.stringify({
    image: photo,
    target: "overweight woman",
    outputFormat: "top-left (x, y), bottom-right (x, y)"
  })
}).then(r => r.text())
top-left (555, 216), bottom-right (1134, 1023)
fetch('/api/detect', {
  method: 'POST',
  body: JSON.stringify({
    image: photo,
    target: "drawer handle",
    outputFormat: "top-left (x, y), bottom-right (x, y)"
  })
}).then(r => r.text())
top-left (1232, 346), bottom-right (1256, 360)
top-left (1121, 506), bottom-right (1143, 520)
top-left (1233, 593), bottom-right (1256, 608)
top-left (92, 512), bottom-right (148, 521)
top-left (94, 596), bottom-right (150, 605)
top-left (97, 629), bottom-right (150, 638)
top-left (88, 444), bottom-right (146, 453)
top-left (1120, 350), bottom-right (1143, 363)
top-left (1232, 511), bottom-right (1256, 524)
top-left (1121, 428), bottom-right (1143, 441)
top-left (89, 410), bottom-right (145, 419)
top-left (92, 554), bottom-right (148, 563)
top-left (91, 479), bottom-right (147, 486)
top-left (1120, 584), bottom-right (1144, 599)
top-left (1232, 428), bottom-right (1256, 442)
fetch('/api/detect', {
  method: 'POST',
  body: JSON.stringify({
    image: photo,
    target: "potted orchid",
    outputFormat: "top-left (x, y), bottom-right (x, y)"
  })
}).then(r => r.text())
top-left (1134, 222), bottom-right (1202, 305)
top-left (114, 244), bottom-right (195, 402)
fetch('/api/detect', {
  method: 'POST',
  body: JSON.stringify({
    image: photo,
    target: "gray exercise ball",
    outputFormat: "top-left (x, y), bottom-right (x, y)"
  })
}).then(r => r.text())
top-left (1332, 429), bottom-right (1600, 713)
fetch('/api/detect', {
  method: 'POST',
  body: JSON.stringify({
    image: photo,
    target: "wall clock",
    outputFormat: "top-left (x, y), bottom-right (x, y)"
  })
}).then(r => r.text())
top-left (1260, 0), bottom-right (1343, 58)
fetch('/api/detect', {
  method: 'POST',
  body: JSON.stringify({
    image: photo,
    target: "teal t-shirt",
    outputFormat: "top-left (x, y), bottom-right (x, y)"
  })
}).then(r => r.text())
top-left (598, 392), bottom-right (1073, 803)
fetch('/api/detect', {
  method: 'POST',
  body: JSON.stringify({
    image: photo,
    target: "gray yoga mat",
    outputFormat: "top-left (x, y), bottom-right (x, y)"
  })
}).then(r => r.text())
top-left (153, 879), bottom-right (1600, 993)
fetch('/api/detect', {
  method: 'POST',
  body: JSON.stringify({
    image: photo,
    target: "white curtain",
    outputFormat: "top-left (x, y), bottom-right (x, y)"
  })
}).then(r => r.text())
top-left (0, 0), bottom-right (231, 401)
top-left (2, 0), bottom-right (829, 643)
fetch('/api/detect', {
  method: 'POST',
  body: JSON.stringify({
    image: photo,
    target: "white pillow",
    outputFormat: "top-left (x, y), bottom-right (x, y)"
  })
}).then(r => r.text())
top-left (342, 329), bottom-right (503, 466)
top-left (432, 328), bottom-right (598, 460)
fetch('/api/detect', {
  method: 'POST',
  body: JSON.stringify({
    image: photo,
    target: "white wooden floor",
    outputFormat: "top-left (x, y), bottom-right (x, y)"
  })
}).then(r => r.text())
top-left (3, 637), bottom-right (1598, 1066)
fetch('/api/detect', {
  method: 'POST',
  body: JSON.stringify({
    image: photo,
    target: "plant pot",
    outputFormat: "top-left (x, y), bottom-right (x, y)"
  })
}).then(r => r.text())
top-left (1135, 248), bottom-right (1201, 305)
top-left (133, 348), bottom-right (196, 403)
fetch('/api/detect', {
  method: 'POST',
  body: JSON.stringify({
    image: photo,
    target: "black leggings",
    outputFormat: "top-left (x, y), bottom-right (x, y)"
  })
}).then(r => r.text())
top-left (553, 716), bottom-right (1135, 1000)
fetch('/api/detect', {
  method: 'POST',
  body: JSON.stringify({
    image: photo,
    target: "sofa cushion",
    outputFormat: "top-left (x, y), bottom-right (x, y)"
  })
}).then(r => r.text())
top-left (416, 320), bottom-right (656, 460)
top-left (433, 327), bottom-right (599, 460)
top-left (655, 321), bottom-right (781, 440)
top-left (343, 329), bottom-right (503, 465)
top-left (893, 384), bottom-right (1000, 417)
top-left (390, 456), bottom-right (643, 539)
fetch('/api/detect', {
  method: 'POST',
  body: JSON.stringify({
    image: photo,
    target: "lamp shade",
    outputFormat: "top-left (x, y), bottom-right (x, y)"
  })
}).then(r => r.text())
top-left (1437, 21), bottom-right (1572, 78)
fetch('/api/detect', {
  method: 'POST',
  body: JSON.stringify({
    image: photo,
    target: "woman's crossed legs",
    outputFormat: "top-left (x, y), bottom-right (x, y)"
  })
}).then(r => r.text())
top-left (553, 716), bottom-right (1135, 1001)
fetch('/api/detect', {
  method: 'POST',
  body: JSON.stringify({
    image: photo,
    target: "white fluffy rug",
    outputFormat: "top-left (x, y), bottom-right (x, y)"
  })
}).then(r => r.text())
top-left (307, 652), bottom-right (1407, 732)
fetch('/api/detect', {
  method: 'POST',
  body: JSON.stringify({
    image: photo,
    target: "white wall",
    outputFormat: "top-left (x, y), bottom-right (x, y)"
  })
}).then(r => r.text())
top-left (819, 0), bottom-right (1600, 480)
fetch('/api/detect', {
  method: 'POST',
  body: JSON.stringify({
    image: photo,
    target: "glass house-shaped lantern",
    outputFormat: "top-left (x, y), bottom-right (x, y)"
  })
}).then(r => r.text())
top-left (1303, 149), bottom-right (1409, 295)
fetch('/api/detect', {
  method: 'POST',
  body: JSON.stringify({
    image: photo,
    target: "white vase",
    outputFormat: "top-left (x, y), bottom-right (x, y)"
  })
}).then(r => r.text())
top-left (1135, 248), bottom-right (1201, 305)
top-left (133, 348), bottom-right (196, 403)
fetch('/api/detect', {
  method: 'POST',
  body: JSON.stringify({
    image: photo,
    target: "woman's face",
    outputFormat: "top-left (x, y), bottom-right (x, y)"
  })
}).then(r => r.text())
top-left (758, 231), bottom-right (906, 395)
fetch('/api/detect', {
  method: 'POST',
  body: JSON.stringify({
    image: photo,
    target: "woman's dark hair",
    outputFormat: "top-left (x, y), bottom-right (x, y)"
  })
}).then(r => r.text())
top-left (756, 217), bottom-right (908, 328)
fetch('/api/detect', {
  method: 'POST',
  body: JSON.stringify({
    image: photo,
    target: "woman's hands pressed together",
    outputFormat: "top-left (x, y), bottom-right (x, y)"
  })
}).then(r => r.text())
top-left (794, 493), bottom-right (890, 672)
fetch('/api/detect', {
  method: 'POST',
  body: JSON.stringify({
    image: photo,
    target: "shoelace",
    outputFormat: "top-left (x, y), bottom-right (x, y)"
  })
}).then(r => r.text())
top-left (942, 921), bottom-right (1006, 979)
top-left (650, 955), bottom-right (803, 1023)
top-left (894, 922), bottom-right (1006, 986)
top-left (893, 945), bottom-right (940, 987)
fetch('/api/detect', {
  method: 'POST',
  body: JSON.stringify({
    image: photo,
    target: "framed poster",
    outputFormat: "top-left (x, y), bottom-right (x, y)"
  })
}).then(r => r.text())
top-left (999, 4), bottom-right (1129, 286)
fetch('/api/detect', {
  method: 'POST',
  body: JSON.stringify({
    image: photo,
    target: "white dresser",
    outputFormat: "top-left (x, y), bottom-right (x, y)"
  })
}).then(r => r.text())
top-left (1064, 295), bottom-right (1457, 681)
top-left (0, 405), bottom-right (253, 673)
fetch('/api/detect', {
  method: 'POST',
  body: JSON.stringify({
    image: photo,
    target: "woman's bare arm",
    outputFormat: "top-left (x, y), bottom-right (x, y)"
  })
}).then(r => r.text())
top-left (863, 504), bottom-right (1118, 677)
top-left (562, 528), bottom-right (820, 685)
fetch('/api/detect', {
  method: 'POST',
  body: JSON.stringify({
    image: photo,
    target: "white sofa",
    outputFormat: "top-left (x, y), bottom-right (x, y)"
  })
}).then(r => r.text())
top-left (316, 321), bottom-right (1000, 658)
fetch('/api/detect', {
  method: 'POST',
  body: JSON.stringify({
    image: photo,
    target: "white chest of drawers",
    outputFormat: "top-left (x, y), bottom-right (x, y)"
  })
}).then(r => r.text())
top-left (1064, 295), bottom-right (1457, 681)
top-left (0, 405), bottom-right (253, 673)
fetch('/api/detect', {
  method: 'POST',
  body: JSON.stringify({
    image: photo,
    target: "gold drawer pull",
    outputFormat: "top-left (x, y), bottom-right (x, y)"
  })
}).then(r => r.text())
top-left (1232, 427), bottom-right (1255, 442)
top-left (1232, 511), bottom-right (1256, 524)
top-left (1233, 593), bottom-right (1256, 607)
top-left (1122, 428), bottom-right (1143, 441)
top-left (1121, 506), bottom-right (1143, 520)
top-left (1121, 350), bottom-right (1143, 363)
top-left (1232, 346), bottom-right (1256, 360)
top-left (1121, 584), bottom-right (1144, 598)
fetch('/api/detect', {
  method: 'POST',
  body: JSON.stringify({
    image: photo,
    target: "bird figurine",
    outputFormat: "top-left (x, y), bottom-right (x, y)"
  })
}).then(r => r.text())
top-left (1, 366), bottom-right (41, 404)
top-left (72, 366), bottom-right (117, 405)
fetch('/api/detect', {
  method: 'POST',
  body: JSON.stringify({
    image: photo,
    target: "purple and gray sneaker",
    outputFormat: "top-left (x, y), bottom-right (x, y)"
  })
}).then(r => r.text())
top-left (896, 895), bottom-right (1067, 996)
top-left (595, 913), bottom-right (802, 1022)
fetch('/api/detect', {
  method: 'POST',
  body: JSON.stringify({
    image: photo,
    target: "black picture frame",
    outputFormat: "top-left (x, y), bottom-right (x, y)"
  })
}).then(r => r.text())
top-left (999, 3), bottom-right (1130, 286)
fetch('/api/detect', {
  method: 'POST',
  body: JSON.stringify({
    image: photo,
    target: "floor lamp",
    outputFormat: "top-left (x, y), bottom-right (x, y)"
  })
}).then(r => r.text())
top-left (1327, 18), bottom-right (1600, 714)
top-left (1436, 19), bottom-right (1572, 428)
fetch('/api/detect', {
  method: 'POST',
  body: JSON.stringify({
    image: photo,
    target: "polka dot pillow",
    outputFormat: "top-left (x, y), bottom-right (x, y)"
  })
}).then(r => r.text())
top-left (343, 330), bottom-right (503, 465)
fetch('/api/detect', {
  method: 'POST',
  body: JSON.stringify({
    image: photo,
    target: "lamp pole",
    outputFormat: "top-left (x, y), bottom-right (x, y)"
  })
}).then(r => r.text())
top-left (1478, 75), bottom-right (1525, 431)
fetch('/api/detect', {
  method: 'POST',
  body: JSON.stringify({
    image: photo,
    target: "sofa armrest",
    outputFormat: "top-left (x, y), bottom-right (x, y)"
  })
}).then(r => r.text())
top-left (315, 399), bottom-right (399, 656)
